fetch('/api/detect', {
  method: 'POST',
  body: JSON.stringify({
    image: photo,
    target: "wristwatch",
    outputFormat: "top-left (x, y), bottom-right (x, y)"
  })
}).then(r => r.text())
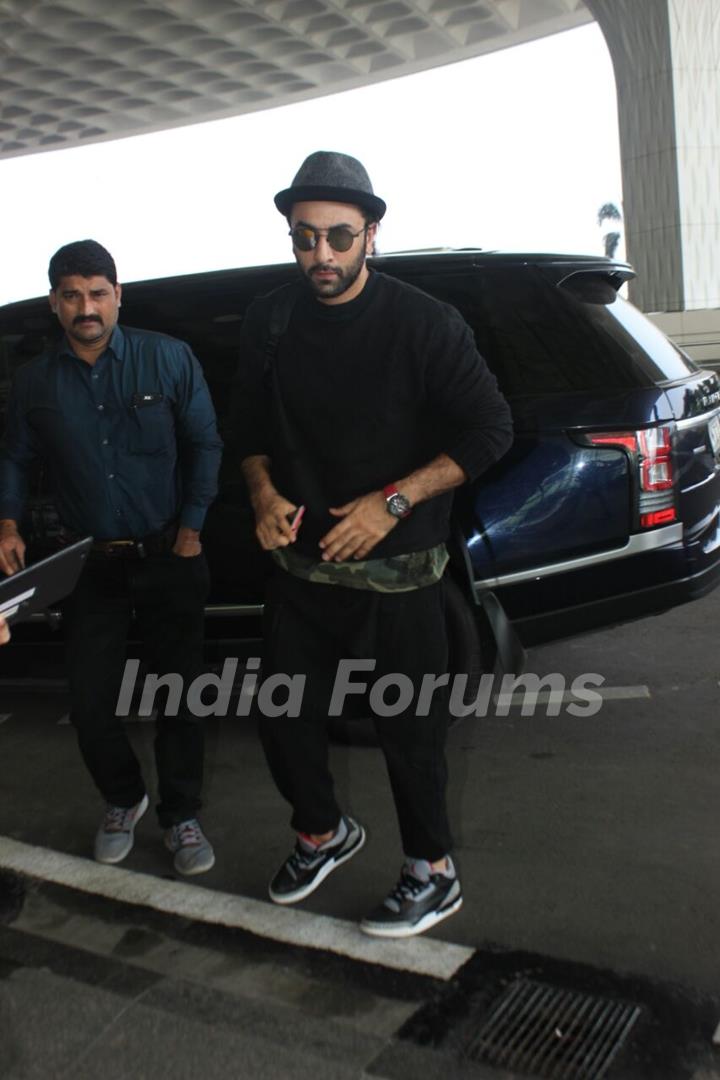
top-left (383, 483), bottom-right (412, 519)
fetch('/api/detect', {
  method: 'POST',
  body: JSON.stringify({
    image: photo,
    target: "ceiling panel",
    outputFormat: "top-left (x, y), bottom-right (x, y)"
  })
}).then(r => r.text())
top-left (0, 0), bottom-right (592, 159)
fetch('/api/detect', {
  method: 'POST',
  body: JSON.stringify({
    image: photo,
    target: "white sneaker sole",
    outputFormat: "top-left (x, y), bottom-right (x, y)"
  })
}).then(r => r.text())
top-left (269, 825), bottom-right (366, 905)
top-left (360, 893), bottom-right (463, 938)
top-left (169, 848), bottom-right (217, 876)
top-left (94, 793), bottom-right (149, 865)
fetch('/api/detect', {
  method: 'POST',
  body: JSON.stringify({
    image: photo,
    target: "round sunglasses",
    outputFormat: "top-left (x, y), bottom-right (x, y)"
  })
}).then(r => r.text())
top-left (289, 224), bottom-right (367, 253)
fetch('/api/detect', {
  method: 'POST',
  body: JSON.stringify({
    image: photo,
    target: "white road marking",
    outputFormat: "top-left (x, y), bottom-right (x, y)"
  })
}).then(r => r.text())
top-left (592, 684), bottom-right (650, 700)
top-left (495, 685), bottom-right (651, 707)
top-left (713, 1019), bottom-right (720, 1045)
top-left (0, 836), bottom-right (473, 981)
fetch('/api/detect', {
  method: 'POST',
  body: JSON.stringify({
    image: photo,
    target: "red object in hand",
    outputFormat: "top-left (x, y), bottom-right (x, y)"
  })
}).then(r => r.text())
top-left (289, 505), bottom-right (305, 531)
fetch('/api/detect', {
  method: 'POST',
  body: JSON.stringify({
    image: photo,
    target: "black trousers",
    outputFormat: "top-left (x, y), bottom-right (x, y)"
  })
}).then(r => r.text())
top-left (62, 551), bottom-right (210, 828)
top-left (260, 570), bottom-right (452, 862)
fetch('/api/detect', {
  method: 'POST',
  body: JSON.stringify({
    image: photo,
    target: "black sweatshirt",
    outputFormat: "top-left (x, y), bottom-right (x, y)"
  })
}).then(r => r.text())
top-left (232, 270), bottom-right (513, 558)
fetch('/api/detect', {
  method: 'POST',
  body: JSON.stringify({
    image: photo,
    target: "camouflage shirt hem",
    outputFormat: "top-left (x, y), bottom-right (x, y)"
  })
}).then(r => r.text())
top-left (270, 544), bottom-right (449, 592)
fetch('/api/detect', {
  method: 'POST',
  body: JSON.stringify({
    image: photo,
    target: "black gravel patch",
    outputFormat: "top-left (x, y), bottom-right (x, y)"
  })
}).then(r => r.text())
top-left (368, 945), bottom-right (720, 1080)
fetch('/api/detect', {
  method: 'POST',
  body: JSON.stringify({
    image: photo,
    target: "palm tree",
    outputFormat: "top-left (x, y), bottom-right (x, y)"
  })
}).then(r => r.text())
top-left (597, 202), bottom-right (622, 258)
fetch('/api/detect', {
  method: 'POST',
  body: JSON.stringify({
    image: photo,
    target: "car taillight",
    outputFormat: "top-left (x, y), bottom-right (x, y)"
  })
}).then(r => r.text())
top-left (587, 425), bottom-right (676, 528)
top-left (637, 427), bottom-right (673, 491)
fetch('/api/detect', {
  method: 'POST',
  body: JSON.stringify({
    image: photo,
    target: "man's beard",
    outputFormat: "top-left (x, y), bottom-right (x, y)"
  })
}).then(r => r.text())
top-left (69, 317), bottom-right (106, 343)
top-left (300, 245), bottom-right (366, 300)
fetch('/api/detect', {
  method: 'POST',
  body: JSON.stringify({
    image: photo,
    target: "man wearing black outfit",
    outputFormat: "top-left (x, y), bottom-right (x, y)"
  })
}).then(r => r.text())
top-left (236, 152), bottom-right (513, 937)
top-left (0, 240), bottom-right (222, 875)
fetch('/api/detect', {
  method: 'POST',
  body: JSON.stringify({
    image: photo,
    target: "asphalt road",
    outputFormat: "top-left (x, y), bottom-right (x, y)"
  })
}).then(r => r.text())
top-left (0, 586), bottom-right (719, 1077)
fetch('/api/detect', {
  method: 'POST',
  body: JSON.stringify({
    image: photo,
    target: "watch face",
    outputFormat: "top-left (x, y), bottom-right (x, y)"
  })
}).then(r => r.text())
top-left (387, 493), bottom-right (411, 519)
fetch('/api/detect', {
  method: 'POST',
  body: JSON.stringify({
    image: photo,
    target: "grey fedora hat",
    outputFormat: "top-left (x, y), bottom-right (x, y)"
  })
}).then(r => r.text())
top-left (274, 150), bottom-right (386, 220)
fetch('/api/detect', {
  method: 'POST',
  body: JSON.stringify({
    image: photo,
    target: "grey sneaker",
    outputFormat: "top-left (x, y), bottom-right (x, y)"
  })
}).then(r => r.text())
top-left (269, 815), bottom-right (366, 905)
top-left (360, 857), bottom-right (463, 938)
top-left (164, 818), bottom-right (216, 876)
top-left (94, 793), bottom-right (149, 865)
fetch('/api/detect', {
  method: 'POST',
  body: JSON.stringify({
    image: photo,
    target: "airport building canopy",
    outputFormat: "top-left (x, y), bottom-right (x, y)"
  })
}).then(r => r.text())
top-left (0, 0), bottom-right (592, 160)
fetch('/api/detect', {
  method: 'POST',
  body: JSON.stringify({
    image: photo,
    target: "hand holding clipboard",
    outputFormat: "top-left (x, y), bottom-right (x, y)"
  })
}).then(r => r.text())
top-left (0, 537), bottom-right (92, 625)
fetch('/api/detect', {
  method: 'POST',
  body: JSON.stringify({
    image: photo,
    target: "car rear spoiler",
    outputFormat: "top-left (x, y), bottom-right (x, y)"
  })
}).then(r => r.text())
top-left (556, 265), bottom-right (636, 296)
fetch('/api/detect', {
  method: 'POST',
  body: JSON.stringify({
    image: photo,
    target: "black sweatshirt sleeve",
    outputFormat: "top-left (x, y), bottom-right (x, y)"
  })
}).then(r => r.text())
top-left (424, 306), bottom-right (514, 481)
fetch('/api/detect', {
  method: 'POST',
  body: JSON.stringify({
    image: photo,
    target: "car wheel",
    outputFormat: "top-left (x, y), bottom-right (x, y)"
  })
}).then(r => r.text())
top-left (443, 574), bottom-right (485, 721)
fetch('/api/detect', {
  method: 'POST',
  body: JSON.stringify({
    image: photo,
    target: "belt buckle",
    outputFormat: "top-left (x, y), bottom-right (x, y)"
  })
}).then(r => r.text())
top-left (103, 540), bottom-right (137, 558)
top-left (93, 538), bottom-right (148, 558)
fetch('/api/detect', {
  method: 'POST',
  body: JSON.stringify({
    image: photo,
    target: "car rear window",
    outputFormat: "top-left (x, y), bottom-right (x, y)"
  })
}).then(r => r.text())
top-left (399, 265), bottom-right (696, 396)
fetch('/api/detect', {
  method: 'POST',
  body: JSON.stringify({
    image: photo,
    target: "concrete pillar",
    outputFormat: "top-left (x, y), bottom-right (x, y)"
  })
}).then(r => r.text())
top-left (586, 0), bottom-right (720, 312)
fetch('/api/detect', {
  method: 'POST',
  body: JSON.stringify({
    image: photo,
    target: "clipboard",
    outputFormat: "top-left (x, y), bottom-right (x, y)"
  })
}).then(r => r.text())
top-left (0, 537), bottom-right (93, 624)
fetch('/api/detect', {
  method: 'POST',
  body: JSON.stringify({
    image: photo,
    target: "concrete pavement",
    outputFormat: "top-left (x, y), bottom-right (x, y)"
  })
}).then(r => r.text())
top-left (1, 589), bottom-right (720, 988)
top-left (1, 587), bottom-right (720, 1076)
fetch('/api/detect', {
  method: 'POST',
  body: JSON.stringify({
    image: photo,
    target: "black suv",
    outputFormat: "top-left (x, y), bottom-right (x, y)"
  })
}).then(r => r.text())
top-left (1, 250), bottom-right (719, 663)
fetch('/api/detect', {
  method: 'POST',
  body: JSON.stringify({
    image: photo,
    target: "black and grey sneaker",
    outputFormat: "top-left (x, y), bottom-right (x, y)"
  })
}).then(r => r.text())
top-left (360, 857), bottom-right (462, 938)
top-left (268, 815), bottom-right (366, 905)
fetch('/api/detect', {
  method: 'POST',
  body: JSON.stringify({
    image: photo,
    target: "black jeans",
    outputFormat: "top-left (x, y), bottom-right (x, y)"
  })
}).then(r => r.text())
top-left (260, 570), bottom-right (452, 862)
top-left (62, 551), bottom-right (210, 828)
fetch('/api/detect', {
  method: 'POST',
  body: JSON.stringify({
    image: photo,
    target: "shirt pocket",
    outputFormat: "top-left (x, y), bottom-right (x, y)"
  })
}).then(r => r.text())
top-left (127, 394), bottom-right (175, 455)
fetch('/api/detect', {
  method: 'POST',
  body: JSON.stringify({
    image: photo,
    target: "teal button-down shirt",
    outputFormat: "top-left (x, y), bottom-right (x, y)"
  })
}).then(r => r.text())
top-left (0, 325), bottom-right (222, 539)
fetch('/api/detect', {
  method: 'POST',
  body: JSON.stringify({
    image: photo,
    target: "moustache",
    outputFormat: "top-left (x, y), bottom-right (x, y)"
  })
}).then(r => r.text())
top-left (310, 265), bottom-right (340, 276)
top-left (73, 316), bottom-right (102, 326)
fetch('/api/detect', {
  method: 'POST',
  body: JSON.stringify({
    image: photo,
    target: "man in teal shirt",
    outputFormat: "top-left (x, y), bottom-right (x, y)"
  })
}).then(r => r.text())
top-left (0, 239), bottom-right (222, 876)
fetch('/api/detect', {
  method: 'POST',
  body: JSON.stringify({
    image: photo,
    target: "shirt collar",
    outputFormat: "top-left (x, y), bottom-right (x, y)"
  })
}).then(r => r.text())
top-left (304, 267), bottom-right (378, 322)
top-left (106, 324), bottom-right (125, 359)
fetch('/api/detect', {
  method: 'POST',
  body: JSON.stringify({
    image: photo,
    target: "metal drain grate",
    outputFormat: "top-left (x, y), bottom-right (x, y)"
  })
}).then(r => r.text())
top-left (464, 978), bottom-right (642, 1079)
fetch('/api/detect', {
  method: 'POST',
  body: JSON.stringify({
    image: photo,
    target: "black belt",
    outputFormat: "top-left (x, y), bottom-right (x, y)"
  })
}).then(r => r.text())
top-left (62, 524), bottom-right (178, 559)
top-left (91, 539), bottom-right (149, 558)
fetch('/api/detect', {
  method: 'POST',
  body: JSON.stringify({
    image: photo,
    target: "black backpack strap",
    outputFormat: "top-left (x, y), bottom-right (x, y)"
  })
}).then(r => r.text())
top-left (262, 284), bottom-right (327, 519)
top-left (264, 283), bottom-right (301, 454)
top-left (265, 282), bottom-right (301, 366)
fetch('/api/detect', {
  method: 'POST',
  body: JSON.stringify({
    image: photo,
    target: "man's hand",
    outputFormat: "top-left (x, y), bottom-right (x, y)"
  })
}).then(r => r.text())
top-left (0, 615), bottom-right (9, 645)
top-left (241, 454), bottom-right (300, 551)
top-left (319, 492), bottom-right (397, 562)
top-left (252, 489), bottom-right (301, 550)
top-left (0, 520), bottom-right (26, 576)
top-left (172, 526), bottom-right (203, 557)
top-left (318, 454), bottom-right (467, 562)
